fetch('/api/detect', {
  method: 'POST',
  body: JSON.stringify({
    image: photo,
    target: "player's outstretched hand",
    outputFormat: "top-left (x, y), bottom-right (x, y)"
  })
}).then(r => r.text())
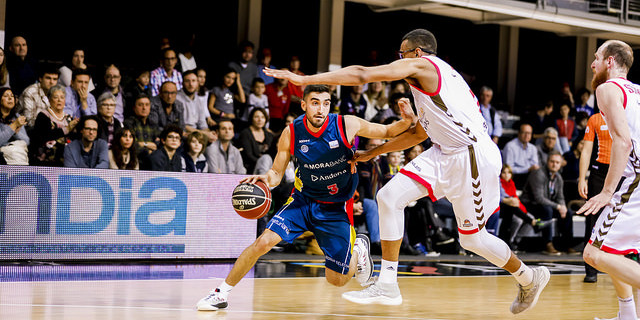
top-left (239, 174), bottom-right (269, 186)
top-left (577, 192), bottom-right (612, 215)
top-left (263, 68), bottom-right (304, 86)
top-left (398, 97), bottom-right (417, 123)
top-left (350, 150), bottom-right (375, 164)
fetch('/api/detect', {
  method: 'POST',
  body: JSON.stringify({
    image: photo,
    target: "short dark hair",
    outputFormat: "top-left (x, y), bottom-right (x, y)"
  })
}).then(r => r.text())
top-left (160, 124), bottom-right (183, 141)
top-left (401, 29), bottom-right (437, 55)
top-left (159, 47), bottom-right (176, 60)
top-left (71, 68), bottom-right (92, 82)
top-left (303, 84), bottom-right (331, 100)
top-left (548, 150), bottom-right (563, 159)
top-left (135, 93), bottom-right (151, 104)
top-left (38, 63), bottom-right (60, 78)
top-left (183, 69), bottom-right (197, 78)
top-left (252, 77), bottom-right (265, 87)
top-left (77, 115), bottom-right (100, 133)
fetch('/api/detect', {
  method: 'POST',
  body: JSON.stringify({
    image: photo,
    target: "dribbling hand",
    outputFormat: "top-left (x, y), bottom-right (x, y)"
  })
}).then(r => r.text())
top-left (240, 174), bottom-right (269, 186)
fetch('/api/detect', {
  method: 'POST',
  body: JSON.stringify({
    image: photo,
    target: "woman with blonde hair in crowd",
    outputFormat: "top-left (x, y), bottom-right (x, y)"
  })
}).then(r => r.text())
top-left (363, 81), bottom-right (389, 123)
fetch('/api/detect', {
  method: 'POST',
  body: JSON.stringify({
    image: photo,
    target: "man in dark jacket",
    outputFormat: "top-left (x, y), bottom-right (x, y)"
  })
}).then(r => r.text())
top-left (149, 124), bottom-right (182, 172)
top-left (63, 115), bottom-right (109, 169)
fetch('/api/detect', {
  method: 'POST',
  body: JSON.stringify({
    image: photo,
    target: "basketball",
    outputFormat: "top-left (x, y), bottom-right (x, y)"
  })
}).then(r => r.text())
top-left (232, 181), bottom-right (272, 219)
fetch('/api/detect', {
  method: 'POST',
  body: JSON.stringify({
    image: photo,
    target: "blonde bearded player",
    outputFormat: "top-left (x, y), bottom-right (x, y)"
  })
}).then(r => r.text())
top-left (265, 28), bottom-right (549, 314)
top-left (579, 40), bottom-right (640, 320)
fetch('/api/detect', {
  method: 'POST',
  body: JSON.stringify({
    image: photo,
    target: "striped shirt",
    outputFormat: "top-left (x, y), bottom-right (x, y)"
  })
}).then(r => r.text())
top-left (583, 112), bottom-right (611, 164)
top-left (150, 67), bottom-right (183, 96)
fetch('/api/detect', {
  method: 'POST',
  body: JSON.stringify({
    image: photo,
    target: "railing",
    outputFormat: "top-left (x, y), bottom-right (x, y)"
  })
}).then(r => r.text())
top-left (533, 0), bottom-right (640, 22)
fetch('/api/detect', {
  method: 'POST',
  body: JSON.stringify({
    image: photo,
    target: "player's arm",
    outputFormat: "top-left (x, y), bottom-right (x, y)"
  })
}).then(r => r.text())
top-left (264, 58), bottom-right (438, 92)
top-left (345, 97), bottom-right (417, 140)
top-left (578, 83), bottom-right (632, 215)
top-left (353, 121), bottom-right (429, 163)
top-left (239, 126), bottom-right (292, 188)
top-left (578, 139), bottom-right (594, 199)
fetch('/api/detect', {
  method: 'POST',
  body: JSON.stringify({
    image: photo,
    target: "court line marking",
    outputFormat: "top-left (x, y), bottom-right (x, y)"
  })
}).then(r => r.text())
top-left (0, 303), bottom-right (442, 319)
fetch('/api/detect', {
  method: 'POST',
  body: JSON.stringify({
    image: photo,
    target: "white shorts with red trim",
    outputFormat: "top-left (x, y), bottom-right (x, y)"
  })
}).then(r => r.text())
top-left (401, 137), bottom-right (502, 235)
top-left (589, 171), bottom-right (640, 255)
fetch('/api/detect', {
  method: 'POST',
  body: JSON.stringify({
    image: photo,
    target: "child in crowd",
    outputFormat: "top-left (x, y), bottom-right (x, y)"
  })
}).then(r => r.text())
top-left (244, 78), bottom-right (269, 126)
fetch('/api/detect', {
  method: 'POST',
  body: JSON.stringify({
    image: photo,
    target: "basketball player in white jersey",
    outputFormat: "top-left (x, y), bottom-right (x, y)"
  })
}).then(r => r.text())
top-left (578, 40), bottom-right (640, 320)
top-left (265, 29), bottom-right (549, 314)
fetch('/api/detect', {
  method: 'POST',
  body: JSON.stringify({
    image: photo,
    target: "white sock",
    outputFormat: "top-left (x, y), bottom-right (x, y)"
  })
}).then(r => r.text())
top-left (379, 259), bottom-right (398, 283)
top-left (511, 263), bottom-right (534, 287)
top-left (217, 281), bottom-right (234, 297)
top-left (619, 296), bottom-right (636, 320)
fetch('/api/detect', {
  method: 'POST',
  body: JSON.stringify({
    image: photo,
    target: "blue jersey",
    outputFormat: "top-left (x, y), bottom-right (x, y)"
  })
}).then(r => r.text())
top-left (289, 113), bottom-right (358, 202)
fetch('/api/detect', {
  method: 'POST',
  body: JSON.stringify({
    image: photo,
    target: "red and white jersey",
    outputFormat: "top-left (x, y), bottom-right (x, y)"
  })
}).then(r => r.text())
top-left (602, 78), bottom-right (640, 178)
top-left (409, 56), bottom-right (490, 154)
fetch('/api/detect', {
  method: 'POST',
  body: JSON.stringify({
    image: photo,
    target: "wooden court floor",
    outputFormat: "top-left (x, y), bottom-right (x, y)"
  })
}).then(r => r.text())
top-left (0, 273), bottom-right (622, 320)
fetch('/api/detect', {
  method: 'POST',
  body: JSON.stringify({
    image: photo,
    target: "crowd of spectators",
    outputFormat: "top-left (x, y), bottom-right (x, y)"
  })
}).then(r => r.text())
top-left (0, 34), bottom-right (594, 256)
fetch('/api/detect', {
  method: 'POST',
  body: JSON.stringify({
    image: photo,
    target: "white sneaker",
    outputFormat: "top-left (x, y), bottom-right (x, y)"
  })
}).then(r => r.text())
top-left (342, 281), bottom-right (403, 305)
top-left (354, 234), bottom-right (373, 286)
top-left (510, 266), bottom-right (550, 314)
top-left (594, 313), bottom-right (639, 320)
top-left (197, 288), bottom-right (228, 311)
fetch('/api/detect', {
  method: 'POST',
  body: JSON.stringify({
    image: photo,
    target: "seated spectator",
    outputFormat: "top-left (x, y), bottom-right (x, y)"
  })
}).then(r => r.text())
top-left (96, 92), bottom-right (123, 148)
top-left (363, 81), bottom-right (389, 122)
top-left (502, 123), bottom-right (539, 189)
top-left (63, 115), bottom-right (109, 169)
top-left (58, 48), bottom-right (95, 91)
top-left (575, 111), bottom-right (589, 140)
top-left (355, 138), bottom-right (384, 254)
top-left (257, 47), bottom-right (275, 85)
top-left (176, 70), bottom-right (215, 141)
top-left (208, 68), bottom-right (244, 124)
top-left (379, 92), bottom-right (406, 124)
top-left (555, 103), bottom-right (577, 154)
top-left (93, 64), bottom-right (125, 123)
top-left (148, 124), bottom-right (183, 172)
top-left (498, 164), bottom-right (553, 251)
top-left (150, 81), bottom-right (185, 132)
top-left (18, 64), bottom-right (59, 128)
top-left (537, 127), bottom-right (560, 165)
top-left (529, 100), bottom-right (555, 143)
top-left (265, 73), bottom-right (292, 133)
top-left (29, 84), bottom-right (79, 167)
top-left (181, 131), bottom-right (208, 173)
top-left (238, 107), bottom-right (273, 174)
top-left (228, 40), bottom-right (258, 103)
top-left (0, 88), bottom-right (30, 165)
top-left (123, 94), bottom-right (159, 160)
top-left (245, 77), bottom-right (269, 124)
top-left (520, 151), bottom-right (574, 255)
top-left (0, 46), bottom-right (9, 89)
top-left (150, 47), bottom-right (183, 96)
top-left (574, 88), bottom-right (594, 116)
top-left (64, 69), bottom-right (97, 119)
top-left (124, 68), bottom-right (151, 118)
top-left (109, 127), bottom-right (138, 170)
top-left (562, 138), bottom-right (584, 203)
top-left (340, 85), bottom-right (367, 118)
top-left (7, 36), bottom-right (37, 95)
top-left (205, 119), bottom-right (245, 174)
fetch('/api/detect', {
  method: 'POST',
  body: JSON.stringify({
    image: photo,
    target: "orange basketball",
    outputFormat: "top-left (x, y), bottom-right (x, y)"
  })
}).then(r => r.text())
top-left (232, 181), bottom-right (272, 219)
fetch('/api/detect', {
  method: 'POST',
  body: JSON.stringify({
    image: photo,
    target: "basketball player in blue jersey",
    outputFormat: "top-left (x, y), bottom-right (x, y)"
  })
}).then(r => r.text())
top-left (266, 29), bottom-right (549, 314)
top-left (197, 84), bottom-right (416, 311)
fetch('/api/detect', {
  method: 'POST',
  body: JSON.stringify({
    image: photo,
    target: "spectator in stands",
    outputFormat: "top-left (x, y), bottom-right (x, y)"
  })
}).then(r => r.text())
top-left (124, 68), bottom-right (151, 117)
top-left (123, 94), bottom-right (159, 158)
top-left (555, 102), bottom-right (577, 154)
top-left (388, 79), bottom-right (409, 97)
top-left (265, 72), bottom-right (292, 132)
top-left (205, 119), bottom-right (245, 174)
top-left (30, 84), bottom-right (78, 167)
top-left (575, 88), bottom-right (594, 116)
top-left (537, 127), bottom-right (561, 165)
top-left (378, 92), bottom-right (406, 124)
top-left (63, 115), bottom-right (109, 169)
top-left (94, 64), bottom-right (125, 123)
top-left (286, 56), bottom-right (304, 115)
top-left (64, 69), bottom-right (97, 119)
top-left (503, 123), bottom-right (539, 189)
top-left (0, 88), bottom-right (29, 165)
top-left (109, 127), bottom-right (138, 170)
top-left (208, 68), bottom-right (244, 124)
top-left (238, 107), bottom-right (273, 174)
top-left (58, 48), bottom-right (95, 92)
top-left (478, 86), bottom-right (502, 144)
top-left (498, 164), bottom-right (553, 251)
top-left (176, 33), bottom-right (197, 73)
top-left (177, 70), bottom-right (215, 141)
top-left (96, 92), bottom-right (123, 148)
top-left (245, 78), bottom-right (269, 124)
top-left (520, 151), bottom-right (574, 255)
top-left (228, 40), bottom-right (258, 102)
top-left (18, 65), bottom-right (59, 127)
top-left (575, 111), bottom-right (589, 140)
top-left (355, 138), bottom-right (384, 252)
top-left (340, 85), bottom-right (367, 118)
top-left (148, 124), bottom-right (182, 172)
top-left (7, 36), bottom-right (37, 95)
top-left (0, 47), bottom-right (8, 88)
top-left (363, 81), bottom-right (389, 123)
top-left (181, 131), bottom-right (208, 173)
top-left (150, 81), bottom-right (185, 132)
top-left (562, 138), bottom-right (584, 203)
top-left (530, 100), bottom-right (555, 143)
top-left (150, 48), bottom-right (183, 96)
top-left (195, 68), bottom-right (212, 127)
top-left (257, 47), bottom-right (275, 85)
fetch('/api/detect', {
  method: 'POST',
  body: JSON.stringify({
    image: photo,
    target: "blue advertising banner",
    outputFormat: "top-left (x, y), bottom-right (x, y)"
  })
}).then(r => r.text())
top-left (0, 166), bottom-right (256, 259)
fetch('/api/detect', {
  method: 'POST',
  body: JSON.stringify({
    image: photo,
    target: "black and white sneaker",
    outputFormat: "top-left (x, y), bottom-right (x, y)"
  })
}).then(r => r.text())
top-left (197, 288), bottom-right (228, 311)
top-left (354, 234), bottom-right (373, 286)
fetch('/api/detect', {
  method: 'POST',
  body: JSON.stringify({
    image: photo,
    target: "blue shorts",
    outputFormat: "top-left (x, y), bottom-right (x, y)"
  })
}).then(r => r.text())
top-left (267, 192), bottom-right (355, 274)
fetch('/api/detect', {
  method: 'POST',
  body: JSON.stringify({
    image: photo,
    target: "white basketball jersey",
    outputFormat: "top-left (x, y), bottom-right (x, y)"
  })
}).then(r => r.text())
top-left (603, 78), bottom-right (640, 178)
top-left (409, 56), bottom-right (490, 154)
